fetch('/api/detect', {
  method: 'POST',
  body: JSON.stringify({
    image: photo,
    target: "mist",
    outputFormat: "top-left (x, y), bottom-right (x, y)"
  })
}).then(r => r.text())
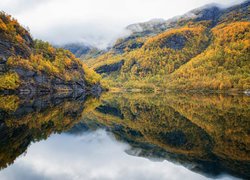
top-left (0, 0), bottom-right (247, 49)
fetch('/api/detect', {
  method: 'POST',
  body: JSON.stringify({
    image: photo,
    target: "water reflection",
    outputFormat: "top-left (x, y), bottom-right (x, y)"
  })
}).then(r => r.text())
top-left (0, 92), bottom-right (249, 179)
top-left (0, 130), bottom-right (234, 180)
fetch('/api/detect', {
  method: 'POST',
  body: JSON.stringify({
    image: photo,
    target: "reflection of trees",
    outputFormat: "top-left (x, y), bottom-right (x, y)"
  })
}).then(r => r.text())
top-left (0, 92), bottom-right (249, 179)
top-left (82, 92), bottom-right (250, 179)
top-left (162, 93), bottom-right (250, 161)
top-left (0, 94), bottom-right (100, 170)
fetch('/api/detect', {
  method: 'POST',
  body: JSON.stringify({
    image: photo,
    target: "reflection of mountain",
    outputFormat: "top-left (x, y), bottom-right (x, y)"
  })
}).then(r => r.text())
top-left (0, 94), bottom-right (99, 170)
top-left (80, 92), bottom-right (250, 179)
top-left (0, 92), bottom-right (249, 179)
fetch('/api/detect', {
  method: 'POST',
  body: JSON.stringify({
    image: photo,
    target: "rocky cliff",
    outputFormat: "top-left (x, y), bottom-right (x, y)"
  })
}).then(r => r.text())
top-left (0, 12), bottom-right (102, 95)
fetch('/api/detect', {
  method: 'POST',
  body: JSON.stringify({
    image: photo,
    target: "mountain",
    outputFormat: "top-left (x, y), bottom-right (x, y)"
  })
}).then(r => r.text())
top-left (62, 43), bottom-right (104, 60)
top-left (62, 43), bottom-right (92, 58)
top-left (86, 1), bottom-right (250, 91)
top-left (0, 12), bottom-right (102, 95)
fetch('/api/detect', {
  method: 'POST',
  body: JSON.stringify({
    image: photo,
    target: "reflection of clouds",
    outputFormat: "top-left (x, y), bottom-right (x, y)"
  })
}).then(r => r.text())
top-left (0, 130), bottom-right (235, 180)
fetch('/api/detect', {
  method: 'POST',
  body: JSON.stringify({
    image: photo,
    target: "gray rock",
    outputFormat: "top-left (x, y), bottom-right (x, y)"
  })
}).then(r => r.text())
top-left (95, 60), bottom-right (124, 74)
top-left (34, 74), bottom-right (49, 84)
top-left (0, 55), bottom-right (7, 64)
top-left (14, 68), bottom-right (35, 77)
top-left (0, 64), bottom-right (8, 74)
top-left (160, 34), bottom-right (187, 50)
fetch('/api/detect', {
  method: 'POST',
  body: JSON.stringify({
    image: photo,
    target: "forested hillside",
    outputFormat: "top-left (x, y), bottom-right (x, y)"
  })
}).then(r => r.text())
top-left (0, 12), bottom-right (101, 94)
top-left (85, 1), bottom-right (250, 91)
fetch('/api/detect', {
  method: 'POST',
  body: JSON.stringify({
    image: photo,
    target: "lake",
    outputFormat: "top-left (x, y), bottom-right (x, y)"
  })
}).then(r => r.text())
top-left (0, 92), bottom-right (249, 180)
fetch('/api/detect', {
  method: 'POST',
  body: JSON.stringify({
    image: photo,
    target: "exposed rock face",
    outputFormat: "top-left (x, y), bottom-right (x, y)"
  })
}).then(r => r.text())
top-left (0, 62), bottom-right (8, 75)
top-left (0, 36), bottom-right (32, 75)
top-left (0, 21), bottom-right (33, 60)
top-left (160, 34), bottom-right (187, 50)
top-left (96, 60), bottom-right (124, 74)
top-left (190, 6), bottom-right (221, 23)
top-left (5, 64), bottom-right (100, 96)
top-left (11, 67), bottom-right (91, 96)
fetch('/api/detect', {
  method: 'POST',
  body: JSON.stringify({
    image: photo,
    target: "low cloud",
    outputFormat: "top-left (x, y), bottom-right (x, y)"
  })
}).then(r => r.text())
top-left (0, 0), bottom-right (247, 48)
top-left (37, 21), bottom-right (130, 49)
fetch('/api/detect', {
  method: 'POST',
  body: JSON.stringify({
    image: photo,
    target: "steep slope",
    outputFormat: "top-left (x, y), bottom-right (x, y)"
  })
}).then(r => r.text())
top-left (86, 1), bottom-right (250, 91)
top-left (168, 22), bottom-right (250, 90)
top-left (0, 12), bottom-right (101, 94)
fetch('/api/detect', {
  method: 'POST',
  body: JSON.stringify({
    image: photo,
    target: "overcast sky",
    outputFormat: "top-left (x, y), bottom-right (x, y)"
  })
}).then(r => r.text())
top-left (0, 0), bottom-right (246, 48)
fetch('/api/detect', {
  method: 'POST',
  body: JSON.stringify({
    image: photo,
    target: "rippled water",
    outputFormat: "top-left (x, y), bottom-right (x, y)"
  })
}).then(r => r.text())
top-left (0, 92), bottom-right (249, 180)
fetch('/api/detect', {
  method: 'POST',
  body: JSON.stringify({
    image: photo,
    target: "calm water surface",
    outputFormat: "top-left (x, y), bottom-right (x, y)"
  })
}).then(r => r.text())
top-left (0, 92), bottom-right (249, 180)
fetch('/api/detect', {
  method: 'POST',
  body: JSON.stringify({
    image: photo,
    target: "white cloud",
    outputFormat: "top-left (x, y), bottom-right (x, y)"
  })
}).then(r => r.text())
top-left (0, 0), bottom-right (246, 48)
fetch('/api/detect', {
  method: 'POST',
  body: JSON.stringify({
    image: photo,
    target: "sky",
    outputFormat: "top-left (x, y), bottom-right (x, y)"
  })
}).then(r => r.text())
top-left (0, 0), bottom-right (246, 48)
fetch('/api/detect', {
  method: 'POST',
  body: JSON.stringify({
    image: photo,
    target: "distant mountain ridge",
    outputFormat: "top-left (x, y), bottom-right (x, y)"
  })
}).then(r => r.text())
top-left (126, 1), bottom-right (248, 36)
top-left (64, 1), bottom-right (249, 60)
top-left (62, 43), bottom-right (92, 58)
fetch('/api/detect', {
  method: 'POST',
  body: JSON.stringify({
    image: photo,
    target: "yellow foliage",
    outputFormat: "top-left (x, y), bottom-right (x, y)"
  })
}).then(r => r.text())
top-left (0, 18), bottom-right (7, 31)
top-left (82, 63), bottom-right (101, 84)
top-left (7, 55), bottom-right (60, 75)
top-left (64, 58), bottom-right (72, 67)
top-left (144, 25), bottom-right (206, 48)
top-left (168, 22), bottom-right (250, 91)
top-left (0, 12), bottom-right (101, 91)
top-left (0, 72), bottom-right (20, 90)
top-left (15, 34), bottom-right (24, 44)
top-left (0, 95), bottom-right (20, 112)
top-left (89, 21), bottom-right (250, 91)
